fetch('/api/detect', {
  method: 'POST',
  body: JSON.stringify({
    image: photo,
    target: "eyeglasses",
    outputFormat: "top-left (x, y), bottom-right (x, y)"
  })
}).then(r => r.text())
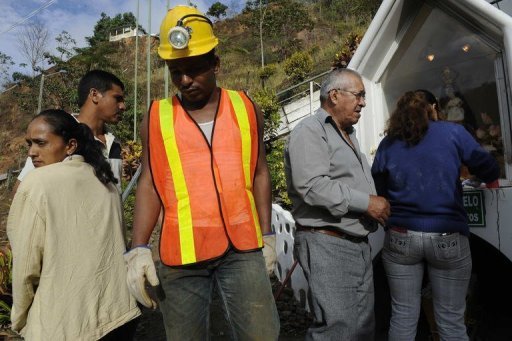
top-left (330, 88), bottom-right (366, 100)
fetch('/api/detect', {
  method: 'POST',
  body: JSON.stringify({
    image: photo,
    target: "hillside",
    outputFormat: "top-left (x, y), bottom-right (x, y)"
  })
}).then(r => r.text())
top-left (0, 1), bottom-right (378, 175)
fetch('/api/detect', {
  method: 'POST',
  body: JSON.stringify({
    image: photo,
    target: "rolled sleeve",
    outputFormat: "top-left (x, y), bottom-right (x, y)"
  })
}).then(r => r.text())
top-left (347, 188), bottom-right (370, 213)
top-left (455, 126), bottom-right (500, 182)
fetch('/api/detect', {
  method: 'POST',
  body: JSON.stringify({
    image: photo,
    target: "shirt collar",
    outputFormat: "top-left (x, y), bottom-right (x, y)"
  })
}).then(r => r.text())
top-left (64, 155), bottom-right (85, 163)
top-left (316, 107), bottom-right (355, 134)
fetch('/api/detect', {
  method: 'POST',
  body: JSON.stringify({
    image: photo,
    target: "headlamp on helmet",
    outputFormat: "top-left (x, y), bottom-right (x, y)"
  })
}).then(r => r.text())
top-left (168, 14), bottom-right (213, 50)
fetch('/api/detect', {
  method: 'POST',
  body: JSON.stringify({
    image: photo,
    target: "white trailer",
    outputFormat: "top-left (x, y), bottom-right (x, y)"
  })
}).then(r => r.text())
top-left (349, 0), bottom-right (512, 262)
top-left (273, 0), bottom-right (512, 321)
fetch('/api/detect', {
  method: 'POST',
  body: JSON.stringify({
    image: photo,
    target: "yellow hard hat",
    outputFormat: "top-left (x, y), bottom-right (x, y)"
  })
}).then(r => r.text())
top-left (158, 5), bottom-right (219, 60)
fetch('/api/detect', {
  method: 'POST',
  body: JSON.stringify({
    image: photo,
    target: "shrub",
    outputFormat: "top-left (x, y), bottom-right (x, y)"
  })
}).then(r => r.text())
top-left (251, 88), bottom-right (290, 206)
top-left (121, 140), bottom-right (142, 181)
top-left (332, 32), bottom-right (362, 68)
top-left (266, 139), bottom-right (291, 208)
top-left (283, 51), bottom-right (313, 83)
top-left (0, 246), bottom-right (12, 328)
top-left (258, 64), bottom-right (277, 81)
top-left (252, 88), bottom-right (281, 142)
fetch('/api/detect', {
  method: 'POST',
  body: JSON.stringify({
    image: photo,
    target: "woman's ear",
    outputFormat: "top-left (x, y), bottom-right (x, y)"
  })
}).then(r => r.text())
top-left (66, 138), bottom-right (78, 156)
top-left (431, 104), bottom-right (439, 121)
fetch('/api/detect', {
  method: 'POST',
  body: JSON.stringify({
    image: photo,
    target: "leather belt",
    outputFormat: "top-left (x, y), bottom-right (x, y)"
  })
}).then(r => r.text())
top-left (296, 224), bottom-right (368, 243)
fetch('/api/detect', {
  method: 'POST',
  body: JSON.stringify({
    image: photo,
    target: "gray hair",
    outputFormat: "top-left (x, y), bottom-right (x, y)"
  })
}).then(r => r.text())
top-left (320, 68), bottom-right (362, 103)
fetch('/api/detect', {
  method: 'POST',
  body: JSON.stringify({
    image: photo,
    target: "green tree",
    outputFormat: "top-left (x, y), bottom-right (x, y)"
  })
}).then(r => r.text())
top-left (0, 52), bottom-right (14, 88)
top-left (252, 88), bottom-right (290, 206)
top-left (86, 12), bottom-right (146, 47)
top-left (252, 88), bottom-right (281, 142)
top-left (56, 31), bottom-right (77, 61)
top-left (207, 2), bottom-right (228, 20)
top-left (284, 51), bottom-right (313, 83)
top-left (318, 0), bottom-right (382, 21)
top-left (332, 33), bottom-right (361, 68)
top-left (44, 31), bottom-right (77, 69)
top-left (73, 42), bottom-right (119, 71)
top-left (242, 0), bottom-right (313, 65)
top-left (266, 139), bottom-right (291, 207)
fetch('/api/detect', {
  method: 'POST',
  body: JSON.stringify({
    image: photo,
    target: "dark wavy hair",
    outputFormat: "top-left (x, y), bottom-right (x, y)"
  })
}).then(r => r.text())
top-left (32, 109), bottom-right (117, 185)
top-left (414, 89), bottom-right (443, 120)
top-left (385, 91), bottom-right (434, 146)
top-left (414, 89), bottom-right (437, 107)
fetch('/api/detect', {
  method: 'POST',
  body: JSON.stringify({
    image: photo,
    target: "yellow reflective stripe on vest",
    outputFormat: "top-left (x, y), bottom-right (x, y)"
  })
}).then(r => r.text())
top-left (159, 99), bottom-right (196, 264)
top-left (226, 91), bottom-right (262, 245)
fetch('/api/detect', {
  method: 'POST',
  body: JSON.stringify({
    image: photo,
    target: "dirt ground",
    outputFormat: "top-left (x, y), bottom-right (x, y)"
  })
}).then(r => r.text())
top-left (2, 183), bottom-right (512, 340)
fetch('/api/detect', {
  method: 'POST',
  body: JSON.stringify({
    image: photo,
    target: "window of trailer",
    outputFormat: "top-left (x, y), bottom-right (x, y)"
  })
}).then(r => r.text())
top-left (380, 3), bottom-right (509, 178)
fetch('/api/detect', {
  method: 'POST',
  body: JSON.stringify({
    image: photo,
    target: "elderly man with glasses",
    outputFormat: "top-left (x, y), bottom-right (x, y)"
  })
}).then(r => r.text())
top-left (285, 68), bottom-right (390, 340)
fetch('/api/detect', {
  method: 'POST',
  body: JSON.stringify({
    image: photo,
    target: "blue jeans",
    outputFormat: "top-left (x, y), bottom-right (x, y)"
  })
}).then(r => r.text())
top-left (294, 230), bottom-right (375, 341)
top-left (157, 248), bottom-right (279, 341)
top-left (383, 229), bottom-right (472, 341)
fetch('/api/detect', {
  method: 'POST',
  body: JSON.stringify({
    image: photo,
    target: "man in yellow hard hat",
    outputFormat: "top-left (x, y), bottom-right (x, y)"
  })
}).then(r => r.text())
top-left (124, 5), bottom-right (280, 340)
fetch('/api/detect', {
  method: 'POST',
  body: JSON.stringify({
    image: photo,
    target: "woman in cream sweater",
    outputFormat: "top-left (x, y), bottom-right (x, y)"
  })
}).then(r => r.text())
top-left (7, 109), bottom-right (140, 340)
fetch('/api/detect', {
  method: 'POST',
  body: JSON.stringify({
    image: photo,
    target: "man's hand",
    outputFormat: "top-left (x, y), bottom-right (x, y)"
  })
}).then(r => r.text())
top-left (262, 234), bottom-right (277, 276)
top-left (366, 195), bottom-right (391, 226)
top-left (124, 246), bottom-right (160, 309)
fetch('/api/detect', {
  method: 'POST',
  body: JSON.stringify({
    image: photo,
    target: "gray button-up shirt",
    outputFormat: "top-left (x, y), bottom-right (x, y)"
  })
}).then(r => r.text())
top-left (284, 107), bottom-right (377, 237)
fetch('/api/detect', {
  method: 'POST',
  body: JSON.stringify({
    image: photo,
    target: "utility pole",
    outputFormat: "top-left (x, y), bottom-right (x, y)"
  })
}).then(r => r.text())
top-left (36, 70), bottom-right (66, 114)
top-left (259, 0), bottom-right (266, 68)
top-left (147, 0), bottom-right (152, 112)
top-left (37, 73), bottom-right (45, 114)
top-left (164, 0), bottom-right (170, 97)
top-left (133, 0), bottom-right (140, 141)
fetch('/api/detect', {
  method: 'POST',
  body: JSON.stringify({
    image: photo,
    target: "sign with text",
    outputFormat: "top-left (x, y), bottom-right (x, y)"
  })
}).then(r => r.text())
top-left (463, 190), bottom-right (486, 227)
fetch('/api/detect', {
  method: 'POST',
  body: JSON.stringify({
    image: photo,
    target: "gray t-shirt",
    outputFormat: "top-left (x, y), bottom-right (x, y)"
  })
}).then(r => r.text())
top-left (198, 120), bottom-right (214, 145)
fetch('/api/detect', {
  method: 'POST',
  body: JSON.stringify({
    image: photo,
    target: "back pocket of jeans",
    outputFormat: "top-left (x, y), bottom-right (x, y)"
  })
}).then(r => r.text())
top-left (431, 233), bottom-right (460, 260)
top-left (386, 230), bottom-right (411, 256)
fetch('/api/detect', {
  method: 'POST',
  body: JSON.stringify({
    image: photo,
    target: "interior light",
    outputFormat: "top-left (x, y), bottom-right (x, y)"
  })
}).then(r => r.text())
top-left (426, 54), bottom-right (435, 62)
top-left (462, 44), bottom-right (471, 53)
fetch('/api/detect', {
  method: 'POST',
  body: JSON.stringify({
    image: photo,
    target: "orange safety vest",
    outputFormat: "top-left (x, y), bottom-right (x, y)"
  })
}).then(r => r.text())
top-left (148, 89), bottom-right (263, 266)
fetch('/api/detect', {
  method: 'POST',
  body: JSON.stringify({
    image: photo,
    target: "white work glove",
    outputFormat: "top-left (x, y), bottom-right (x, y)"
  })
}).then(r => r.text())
top-left (124, 246), bottom-right (160, 309)
top-left (262, 234), bottom-right (277, 275)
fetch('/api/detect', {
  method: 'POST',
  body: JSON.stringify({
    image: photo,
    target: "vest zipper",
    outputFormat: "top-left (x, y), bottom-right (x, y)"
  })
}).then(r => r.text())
top-left (179, 91), bottom-right (231, 243)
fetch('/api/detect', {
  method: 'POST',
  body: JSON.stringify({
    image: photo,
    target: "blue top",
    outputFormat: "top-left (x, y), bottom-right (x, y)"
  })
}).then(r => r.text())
top-left (371, 121), bottom-right (500, 235)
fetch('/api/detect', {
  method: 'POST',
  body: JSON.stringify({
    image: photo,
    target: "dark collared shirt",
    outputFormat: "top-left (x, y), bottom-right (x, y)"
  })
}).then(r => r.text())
top-left (284, 107), bottom-right (377, 237)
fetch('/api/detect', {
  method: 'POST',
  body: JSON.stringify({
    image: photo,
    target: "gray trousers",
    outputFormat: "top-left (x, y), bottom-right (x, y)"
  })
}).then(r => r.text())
top-left (295, 230), bottom-right (375, 341)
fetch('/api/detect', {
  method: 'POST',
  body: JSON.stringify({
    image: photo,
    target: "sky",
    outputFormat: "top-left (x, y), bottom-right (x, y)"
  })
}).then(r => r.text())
top-left (0, 0), bottom-right (243, 77)
top-left (2, 0), bottom-right (512, 80)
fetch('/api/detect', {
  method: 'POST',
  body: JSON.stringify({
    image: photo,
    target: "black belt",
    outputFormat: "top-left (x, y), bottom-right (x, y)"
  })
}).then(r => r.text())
top-left (296, 224), bottom-right (368, 243)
